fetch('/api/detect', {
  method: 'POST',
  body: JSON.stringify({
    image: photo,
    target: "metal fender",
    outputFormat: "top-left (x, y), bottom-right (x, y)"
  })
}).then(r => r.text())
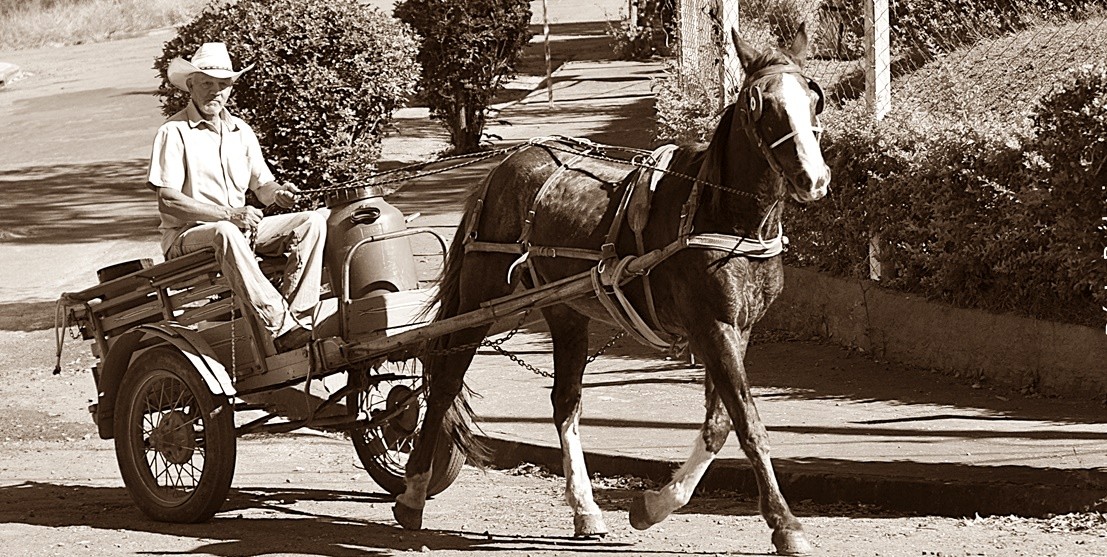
top-left (94, 324), bottom-right (236, 439)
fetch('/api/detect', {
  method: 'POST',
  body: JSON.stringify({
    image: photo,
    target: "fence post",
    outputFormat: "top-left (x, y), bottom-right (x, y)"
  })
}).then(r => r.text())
top-left (719, 0), bottom-right (741, 107)
top-left (865, 0), bottom-right (891, 280)
top-left (864, 0), bottom-right (891, 120)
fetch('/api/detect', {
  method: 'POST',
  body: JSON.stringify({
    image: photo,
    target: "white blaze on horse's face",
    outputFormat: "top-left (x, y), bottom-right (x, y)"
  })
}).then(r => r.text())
top-left (778, 73), bottom-right (830, 202)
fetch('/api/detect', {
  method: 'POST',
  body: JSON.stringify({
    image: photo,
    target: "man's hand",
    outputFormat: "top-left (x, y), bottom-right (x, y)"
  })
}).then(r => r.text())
top-left (228, 206), bottom-right (263, 230)
top-left (273, 182), bottom-right (301, 209)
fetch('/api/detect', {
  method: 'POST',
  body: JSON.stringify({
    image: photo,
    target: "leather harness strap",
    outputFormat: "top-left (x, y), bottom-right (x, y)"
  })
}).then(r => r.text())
top-left (462, 136), bottom-right (787, 353)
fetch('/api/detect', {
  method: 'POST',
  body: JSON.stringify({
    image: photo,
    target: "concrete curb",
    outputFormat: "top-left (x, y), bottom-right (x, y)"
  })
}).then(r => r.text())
top-left (762, 267), bottom-right (1107, 401)
top-left (478, 435), bottom-right (1107, 518)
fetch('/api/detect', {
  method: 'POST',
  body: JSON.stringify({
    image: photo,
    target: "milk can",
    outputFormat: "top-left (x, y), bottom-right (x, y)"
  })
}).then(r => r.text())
top-left (323, 186), bottom-right (417, 300)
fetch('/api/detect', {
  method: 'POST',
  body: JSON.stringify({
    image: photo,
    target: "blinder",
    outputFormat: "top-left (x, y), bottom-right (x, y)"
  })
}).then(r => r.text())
top-left (808, 78), bottom-right (825, 115)
top-left (746, 86), bottom-right (763, 123)
top-left (741, 73), bottom-right (824, 124)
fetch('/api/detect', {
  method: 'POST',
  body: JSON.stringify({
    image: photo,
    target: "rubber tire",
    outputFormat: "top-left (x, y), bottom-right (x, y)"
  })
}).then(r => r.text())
top-left (114, 346), bottom-right (236, 523)
top-left (349, 376), bottom-right (464, 497)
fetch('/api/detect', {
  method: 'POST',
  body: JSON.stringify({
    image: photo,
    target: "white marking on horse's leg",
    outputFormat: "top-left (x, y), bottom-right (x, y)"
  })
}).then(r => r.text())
top-left (393, 469), bottom-right (431, 530)
top-left (559, 405), bottom-right (607, 536)
top-left (631, 434), bottom-right (716, 529)
top-left (397, 469), bottom-right (431, 510)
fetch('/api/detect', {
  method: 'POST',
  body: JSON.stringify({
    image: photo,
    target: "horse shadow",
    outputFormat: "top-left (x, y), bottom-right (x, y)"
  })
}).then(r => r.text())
top-left (0, 481), bottom-right (674, 556)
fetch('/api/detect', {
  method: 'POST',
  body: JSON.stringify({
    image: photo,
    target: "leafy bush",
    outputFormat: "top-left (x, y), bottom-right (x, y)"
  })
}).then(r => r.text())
top-left (394, 0), bottom-right (532, 154)
top-left (814, 0), bottom-right (1102, 62)
top-left (153, 0), bottom-right (419, 190)
top-left (654, 61), bottom-right (720, 145)
top-left (784, 64), bottom-right (1107, 327)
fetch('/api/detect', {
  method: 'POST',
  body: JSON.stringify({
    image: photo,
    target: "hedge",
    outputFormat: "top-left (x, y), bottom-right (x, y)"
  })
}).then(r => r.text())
top-left (154, 0), bottom-right (420, 191)
top-left (783, 63), bottom-right (1106, 327)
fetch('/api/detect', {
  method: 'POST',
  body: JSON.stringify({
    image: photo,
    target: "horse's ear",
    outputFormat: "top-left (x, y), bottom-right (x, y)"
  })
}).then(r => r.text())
top-left (782, 22), bottom-right (810, 64)
top-left (730, 28), bottom-right (761, 71)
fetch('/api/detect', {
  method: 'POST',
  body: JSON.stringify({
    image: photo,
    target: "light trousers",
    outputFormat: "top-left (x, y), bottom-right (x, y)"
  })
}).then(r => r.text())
top-left (167, 211), bottom-right (327, 336)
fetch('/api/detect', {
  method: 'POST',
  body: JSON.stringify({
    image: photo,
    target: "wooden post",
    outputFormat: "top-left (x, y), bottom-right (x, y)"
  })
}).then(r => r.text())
top-left (719, 0), bottom-right (741, 107)
top-left (864, 0), bottom-right (891, 120)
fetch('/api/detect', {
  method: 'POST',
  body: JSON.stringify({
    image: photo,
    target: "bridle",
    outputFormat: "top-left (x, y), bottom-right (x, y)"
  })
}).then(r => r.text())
top-left (736, 64), bottom-right (825, 179)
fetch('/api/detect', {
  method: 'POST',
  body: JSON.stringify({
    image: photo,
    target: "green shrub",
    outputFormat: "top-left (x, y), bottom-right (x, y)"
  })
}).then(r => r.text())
top-left (394, 0), bottom-right (532, 154)
top-left (654, 61), bottom-right (720, 145)
top-left (153, 0), bottom-right (419, 190)
top-left (785, 64), bottom-right (1107, 327)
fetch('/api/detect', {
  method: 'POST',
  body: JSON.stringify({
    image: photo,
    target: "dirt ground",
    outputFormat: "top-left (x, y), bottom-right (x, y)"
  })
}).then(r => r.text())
top-left (2, 327), bottom-right (1106, 557)
top-left (2, 5), bottom-right (1106, 556)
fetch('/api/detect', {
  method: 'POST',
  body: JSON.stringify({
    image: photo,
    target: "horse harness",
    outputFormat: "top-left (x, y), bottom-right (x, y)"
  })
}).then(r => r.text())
top-left (461, 134), bottom-right (789, 353)
top-left (738, 64), bottom-right (825, 179)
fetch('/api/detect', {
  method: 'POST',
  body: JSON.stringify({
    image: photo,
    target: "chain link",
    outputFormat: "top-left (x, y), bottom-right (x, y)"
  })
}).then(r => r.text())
top-left (421, 308), bottom-right (629, 379)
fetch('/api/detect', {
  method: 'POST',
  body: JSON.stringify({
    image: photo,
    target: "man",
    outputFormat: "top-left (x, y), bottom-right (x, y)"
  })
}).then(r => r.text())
top-left (148, 42), bottom-right (326, 352)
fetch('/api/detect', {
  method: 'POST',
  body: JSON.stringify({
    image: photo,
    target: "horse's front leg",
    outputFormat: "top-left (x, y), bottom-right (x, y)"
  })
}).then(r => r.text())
top-left (697, 324), bottom-right (811, 556)
top-left (630, 374), bottom-right (730, 529)
top-left (543, 305), bottom-right (608, 537)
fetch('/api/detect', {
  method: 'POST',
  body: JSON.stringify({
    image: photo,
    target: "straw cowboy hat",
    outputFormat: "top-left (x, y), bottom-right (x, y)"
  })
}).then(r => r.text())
top-left (167, 42), bottom-right (255, 92)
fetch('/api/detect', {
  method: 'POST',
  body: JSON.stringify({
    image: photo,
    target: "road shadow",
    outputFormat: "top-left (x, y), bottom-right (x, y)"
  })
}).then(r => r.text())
top-left (0, 481), bottom-right (654, 555)
top-left (0, 159), bottom-right (158, 245)
top-left (484, 439), bottom-right (1107, 519)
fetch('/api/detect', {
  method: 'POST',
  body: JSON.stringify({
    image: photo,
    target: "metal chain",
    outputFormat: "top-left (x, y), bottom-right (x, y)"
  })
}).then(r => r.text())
top-left (586, 331), bottom-right (626, 364)
top-left (421, 308), bottom-right (629, 379)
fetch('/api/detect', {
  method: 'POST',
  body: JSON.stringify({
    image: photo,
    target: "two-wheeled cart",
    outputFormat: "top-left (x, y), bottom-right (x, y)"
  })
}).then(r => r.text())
top-left (56, 186), bottom-right (475, 523)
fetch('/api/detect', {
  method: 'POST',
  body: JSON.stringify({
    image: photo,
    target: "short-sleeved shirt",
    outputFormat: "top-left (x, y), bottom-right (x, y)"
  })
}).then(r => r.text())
top-left (147, 102), bottom-right (276, 253)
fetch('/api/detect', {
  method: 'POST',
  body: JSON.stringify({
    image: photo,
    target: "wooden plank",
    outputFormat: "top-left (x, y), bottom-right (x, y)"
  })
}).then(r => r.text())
top-left (99, 301), bottom-right (163, 333)
top-left (86, 288), bottom-right (157, 318)
top-left (168, 281), bottom-right (231, 312)
top-left (176, 298), bottom-right (235, 326)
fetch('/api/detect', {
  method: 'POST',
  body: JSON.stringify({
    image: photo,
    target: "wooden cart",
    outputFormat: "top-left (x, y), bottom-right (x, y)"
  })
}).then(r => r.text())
top-left (57, 215), bottom-right (468, 523)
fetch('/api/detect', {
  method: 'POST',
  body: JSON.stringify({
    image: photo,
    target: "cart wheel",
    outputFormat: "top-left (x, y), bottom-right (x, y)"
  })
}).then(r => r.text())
top-left (348, 359), bottom-right (464, 496)
top-left (114, 346), bottom-right (236, 523)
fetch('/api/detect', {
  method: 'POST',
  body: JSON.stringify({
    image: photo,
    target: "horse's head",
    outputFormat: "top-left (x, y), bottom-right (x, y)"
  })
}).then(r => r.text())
top-left (730, 25), bottom-right (830, 203)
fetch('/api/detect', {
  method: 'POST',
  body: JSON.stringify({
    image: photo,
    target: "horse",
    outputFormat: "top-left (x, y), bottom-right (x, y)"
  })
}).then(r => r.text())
top-left (392, 26), bottom-right (830, 556)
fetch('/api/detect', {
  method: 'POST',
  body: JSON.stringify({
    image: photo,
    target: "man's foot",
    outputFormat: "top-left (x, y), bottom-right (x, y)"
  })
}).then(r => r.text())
top-left (274, 326), bottom-right (312, 352)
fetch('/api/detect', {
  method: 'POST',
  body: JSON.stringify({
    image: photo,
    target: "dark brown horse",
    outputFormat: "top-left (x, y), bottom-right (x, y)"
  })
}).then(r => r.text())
top-left (392, 27), bottom-right (829, 556)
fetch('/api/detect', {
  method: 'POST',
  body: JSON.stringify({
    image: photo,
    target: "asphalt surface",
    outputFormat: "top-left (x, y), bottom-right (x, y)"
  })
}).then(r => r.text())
top-left (1, 16), bottom-right (1104, 520)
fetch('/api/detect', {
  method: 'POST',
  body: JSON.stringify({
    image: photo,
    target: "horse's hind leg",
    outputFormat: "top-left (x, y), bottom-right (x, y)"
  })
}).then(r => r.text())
top-left (543, 304), bottom-right (608, 537)
top-left (699, 326), bottom-right (811, 556)
top-left (629, 375), bottom-right (730, 530)
top-left (393, 256), bottom-right (510, 530)
top-left (392, 322), bottom-right (490, 530)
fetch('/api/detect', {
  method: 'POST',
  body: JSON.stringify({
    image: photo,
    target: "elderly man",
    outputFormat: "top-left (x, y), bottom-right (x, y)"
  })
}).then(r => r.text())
top-left (148, 42), bottom-right (326, 352)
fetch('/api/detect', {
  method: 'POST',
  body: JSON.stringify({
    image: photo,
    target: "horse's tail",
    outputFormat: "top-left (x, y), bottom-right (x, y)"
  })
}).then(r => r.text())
top-left (422, 171), bottom-right (495, 467)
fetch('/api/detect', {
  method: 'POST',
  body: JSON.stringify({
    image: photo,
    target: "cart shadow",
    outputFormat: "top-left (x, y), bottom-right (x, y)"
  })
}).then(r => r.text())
top-left (0, 481), bottom-right (660, 556)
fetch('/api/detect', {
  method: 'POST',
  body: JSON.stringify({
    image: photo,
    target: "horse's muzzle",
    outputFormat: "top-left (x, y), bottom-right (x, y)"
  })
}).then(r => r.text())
top-left (788, 165), bottom-right (830, 203)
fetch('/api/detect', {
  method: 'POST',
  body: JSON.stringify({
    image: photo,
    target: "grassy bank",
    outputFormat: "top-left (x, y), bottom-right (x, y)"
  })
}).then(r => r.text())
top-left (0, 0), bottom-right (208, 51)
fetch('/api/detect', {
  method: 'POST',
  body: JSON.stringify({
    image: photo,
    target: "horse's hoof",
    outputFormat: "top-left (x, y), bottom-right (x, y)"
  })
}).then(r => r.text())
top-left (628, 494), bottom-right (662, 530)
top-left (573, 512), bottom-right (608, 538)
top-left (772, 528), bottom-right (813, 556)
top-left (392, 501), bottom-right (424, 531)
